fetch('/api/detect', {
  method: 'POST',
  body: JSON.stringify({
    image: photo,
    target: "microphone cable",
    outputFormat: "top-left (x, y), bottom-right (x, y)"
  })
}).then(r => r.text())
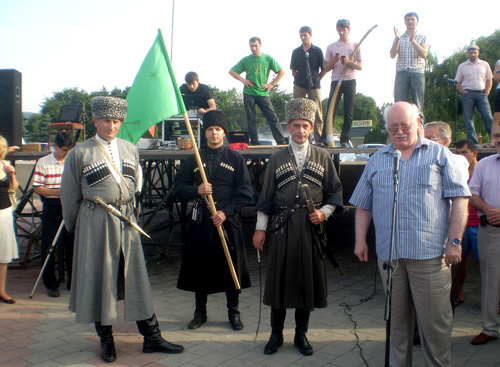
top-left (337, 259), bottom-right (379, 367)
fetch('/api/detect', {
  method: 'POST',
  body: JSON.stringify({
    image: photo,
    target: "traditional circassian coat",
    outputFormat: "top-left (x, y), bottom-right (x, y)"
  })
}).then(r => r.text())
top-left (172, 145), bottom-right (253, 294)
top-left (256, 145), bottom-right (343, 311)
top-left (61, 137), bottom-right (154, 325)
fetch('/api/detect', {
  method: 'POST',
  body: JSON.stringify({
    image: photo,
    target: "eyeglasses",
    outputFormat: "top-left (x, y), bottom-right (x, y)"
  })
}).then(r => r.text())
top-left (427, 137), bottom-right (444, 141)
top-left (387, 124), bottom-right (413, 133)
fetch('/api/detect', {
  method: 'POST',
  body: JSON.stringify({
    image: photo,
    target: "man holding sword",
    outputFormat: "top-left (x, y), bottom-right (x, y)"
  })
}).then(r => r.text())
top-left (253, 98), bottom-right (343, 356)
top-left (61, 96), bottom-right (183, 363)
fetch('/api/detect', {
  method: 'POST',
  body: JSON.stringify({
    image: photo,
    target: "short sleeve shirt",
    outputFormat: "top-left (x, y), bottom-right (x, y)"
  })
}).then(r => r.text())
top-left (231, 54), bottom-right (282, 97)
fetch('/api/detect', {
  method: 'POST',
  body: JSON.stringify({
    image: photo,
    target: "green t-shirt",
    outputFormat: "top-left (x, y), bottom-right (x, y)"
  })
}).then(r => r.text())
top-left (231, 54), bottom-right (282, 97)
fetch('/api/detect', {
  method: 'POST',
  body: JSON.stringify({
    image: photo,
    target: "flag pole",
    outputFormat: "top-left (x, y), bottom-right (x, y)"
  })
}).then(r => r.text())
top-left (181, 112), bottom-right (241, 290)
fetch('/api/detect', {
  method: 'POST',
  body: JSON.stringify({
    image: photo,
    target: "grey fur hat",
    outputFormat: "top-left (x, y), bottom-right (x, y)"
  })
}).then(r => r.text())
top-left (91, 96), bottom-right (128, 121)
top-left (285, 98), bottom-right (317, 125)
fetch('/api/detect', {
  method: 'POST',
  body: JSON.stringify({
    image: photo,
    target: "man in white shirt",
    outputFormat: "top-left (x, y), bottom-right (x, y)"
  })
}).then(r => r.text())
top-left (33, 131), bottom-right (75, 297)
top-left (455, 43), bottom-right (494, 145)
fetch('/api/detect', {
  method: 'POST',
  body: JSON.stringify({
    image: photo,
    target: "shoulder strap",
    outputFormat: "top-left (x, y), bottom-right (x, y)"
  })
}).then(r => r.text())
top-left (92, 137), bottom-right (134, 198)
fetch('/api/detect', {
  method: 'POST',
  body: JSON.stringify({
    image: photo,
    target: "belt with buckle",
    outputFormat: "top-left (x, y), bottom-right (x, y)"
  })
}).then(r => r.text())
top-left (480, 215), bottom-right (500, 227)
top-left (465, 89), bottom-right (486, 93)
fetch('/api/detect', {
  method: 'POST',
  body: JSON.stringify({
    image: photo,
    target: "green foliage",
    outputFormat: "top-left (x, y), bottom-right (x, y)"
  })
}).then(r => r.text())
top-left (321, 93), bottom-right (383, 133)
top-left (23, 113), bottom-right (52, 142)
top-left (363, 127), bottom-right (389, 144)
top-left (24, 87), bottom-right (132, 142)
top-left (211, 86), bottom-right (292, 132)
top-left (211, 87), bottom-right (245, 131)
top-left (269, 87), bottom-right (293, 122)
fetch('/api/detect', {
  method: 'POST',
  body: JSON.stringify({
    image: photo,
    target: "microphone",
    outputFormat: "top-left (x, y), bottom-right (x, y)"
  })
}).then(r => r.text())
top-left (443, 74), bottom-right (457, 83)
top-left (393, 150), bottom-right (401, 176)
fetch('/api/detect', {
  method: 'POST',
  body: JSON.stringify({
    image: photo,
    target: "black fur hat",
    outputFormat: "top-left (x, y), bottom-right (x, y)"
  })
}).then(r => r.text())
top-left (203, 110), bottom-right (228, 133)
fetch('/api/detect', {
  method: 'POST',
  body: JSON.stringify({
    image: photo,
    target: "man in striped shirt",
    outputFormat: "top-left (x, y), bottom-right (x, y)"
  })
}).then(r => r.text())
top-left (350, 102), bottom-right (470, 366)
top-left (33, 131), bottom-right (75, 297)
top-left (390, 12), bottom-right (428, 120)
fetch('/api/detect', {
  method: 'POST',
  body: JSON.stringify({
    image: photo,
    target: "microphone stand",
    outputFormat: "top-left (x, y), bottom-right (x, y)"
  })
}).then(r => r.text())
top-left (384, 156), bottom-right (400, 366)
top-left (444, 76), bottom-right (459, 145)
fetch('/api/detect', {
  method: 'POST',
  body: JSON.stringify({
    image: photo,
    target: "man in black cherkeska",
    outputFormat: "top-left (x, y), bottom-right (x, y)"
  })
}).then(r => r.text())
top-left (172, 110), bottom-right (253, 331)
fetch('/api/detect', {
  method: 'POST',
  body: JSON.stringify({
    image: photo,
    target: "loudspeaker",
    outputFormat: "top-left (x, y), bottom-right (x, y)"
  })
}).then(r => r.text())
top-left (58, 103), bottom-right (84, 123)
top-left (0, 69), bottom-right (23, 148)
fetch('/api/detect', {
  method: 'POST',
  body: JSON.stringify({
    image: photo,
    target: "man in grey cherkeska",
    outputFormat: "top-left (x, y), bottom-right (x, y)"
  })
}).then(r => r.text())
top-left (61, 96), bottom-right (184, 363)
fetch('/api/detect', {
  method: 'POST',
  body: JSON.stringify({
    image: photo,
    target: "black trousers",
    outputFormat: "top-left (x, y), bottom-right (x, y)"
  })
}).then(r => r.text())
top-left (41, 204), bottom-right (73, 290)
top-left (324, 79), bottom-right (356, 145)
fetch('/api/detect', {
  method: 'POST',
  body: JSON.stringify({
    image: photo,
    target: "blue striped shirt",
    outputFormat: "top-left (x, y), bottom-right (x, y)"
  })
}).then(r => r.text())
top-left (350, 137), bottom-right (470, 261)
top-left (469, 153), bottom-right (500, 215)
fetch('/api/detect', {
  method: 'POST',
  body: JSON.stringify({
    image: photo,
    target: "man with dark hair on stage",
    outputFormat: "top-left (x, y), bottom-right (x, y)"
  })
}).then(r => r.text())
top-left (390, 12), bottom-right (428, 120)
top-left (229, 36), bottom-right (286, 146)
top-left (290, 26), bottom-right (325, 143)
top-left (179, 71), bottom-right (217, 114)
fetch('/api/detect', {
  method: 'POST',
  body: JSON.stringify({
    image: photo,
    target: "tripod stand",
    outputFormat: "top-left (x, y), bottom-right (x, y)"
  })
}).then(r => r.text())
top-left (30, 221), bottom-right (65, 298)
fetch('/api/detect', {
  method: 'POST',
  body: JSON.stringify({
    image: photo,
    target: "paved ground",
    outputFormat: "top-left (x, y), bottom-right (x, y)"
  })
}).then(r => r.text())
top-left (1, 230), bottom-right (499, 367)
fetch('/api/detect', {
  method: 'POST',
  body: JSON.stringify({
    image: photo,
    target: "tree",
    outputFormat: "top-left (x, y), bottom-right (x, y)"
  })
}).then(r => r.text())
top-left (211, 87), bottom-right (245, 131)
top-left (212, 86), bottom-right (292, 132)
top-left (28, 87), bottom-right (131, 143)
top-left (321, 93), bottom-right (383, 133)
top-left (23, 113), bottom-right (52, 142)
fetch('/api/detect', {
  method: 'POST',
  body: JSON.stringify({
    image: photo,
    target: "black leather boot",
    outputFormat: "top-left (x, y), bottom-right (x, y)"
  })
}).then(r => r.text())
top-left (226, 290), bottom-right (243, 331)
top-left (294, 309), bottom-right (313, 356)
top-left (136, 314), bottom-right (184, 354)
top-left (95, 322), bottom-right (116, 363)
top-left (188, 292), bottom-right (208, 329)
top-left (264, 308), bottom-right (286, 355)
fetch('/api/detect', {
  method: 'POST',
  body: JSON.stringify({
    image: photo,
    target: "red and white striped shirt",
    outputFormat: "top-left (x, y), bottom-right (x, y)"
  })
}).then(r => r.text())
top-left (33, 152), bottom-right (64, 198)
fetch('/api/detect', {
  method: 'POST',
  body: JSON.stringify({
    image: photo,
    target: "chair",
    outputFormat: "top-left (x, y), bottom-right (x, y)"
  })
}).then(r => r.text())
top-left (47, 103), bottom-right (86, 145)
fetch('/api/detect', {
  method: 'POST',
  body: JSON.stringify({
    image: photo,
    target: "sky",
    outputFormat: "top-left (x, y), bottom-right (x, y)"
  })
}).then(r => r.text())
top-left (1, 0), bottom-right (499, 114)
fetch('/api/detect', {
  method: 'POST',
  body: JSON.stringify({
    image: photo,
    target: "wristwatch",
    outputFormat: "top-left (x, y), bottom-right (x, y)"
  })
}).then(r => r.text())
top-left (447, 238), bottom-right (462, 246)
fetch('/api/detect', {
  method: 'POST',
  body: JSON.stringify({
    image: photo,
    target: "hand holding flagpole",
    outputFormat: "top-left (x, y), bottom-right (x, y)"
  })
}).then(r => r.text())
top-left (181, 111), bottom-right (241, 290)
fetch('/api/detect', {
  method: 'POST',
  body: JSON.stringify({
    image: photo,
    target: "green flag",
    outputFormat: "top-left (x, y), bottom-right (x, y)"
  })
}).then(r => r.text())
top-left (117, 29), bottom-right (186, 144)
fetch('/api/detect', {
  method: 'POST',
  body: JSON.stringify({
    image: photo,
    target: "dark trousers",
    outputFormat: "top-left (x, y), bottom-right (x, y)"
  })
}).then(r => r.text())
top-left (324, 79), bottom-right (356, 145)
top-left (270, 307), bottom-right (310, 335)
top-left (194, 290), bottom-right (239, 315)
top-left (244, 94), bottom-right (284, 145)
top-left (41, 204), bottom-right (74, 290)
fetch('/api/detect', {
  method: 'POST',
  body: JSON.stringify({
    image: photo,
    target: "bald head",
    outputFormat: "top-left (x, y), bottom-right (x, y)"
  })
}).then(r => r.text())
top-left (384, 102), bottom-right (420, 153)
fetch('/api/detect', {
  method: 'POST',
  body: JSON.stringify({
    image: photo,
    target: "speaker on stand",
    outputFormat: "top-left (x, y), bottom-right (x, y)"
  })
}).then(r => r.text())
top-left (0, 69), bottom-right (23, 148)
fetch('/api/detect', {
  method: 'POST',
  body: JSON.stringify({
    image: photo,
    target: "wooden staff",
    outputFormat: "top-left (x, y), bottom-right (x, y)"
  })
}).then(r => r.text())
top-left (325, 24), bottom-right (378, 147)
top-left (182, 113), bottom-right (241, 290)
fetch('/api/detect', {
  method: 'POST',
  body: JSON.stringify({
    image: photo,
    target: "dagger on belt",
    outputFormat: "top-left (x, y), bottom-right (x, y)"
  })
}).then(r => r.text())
top-left (301, 184), bottom-right (345, 277)
top-left (93, 196), bottom-right (152, 240)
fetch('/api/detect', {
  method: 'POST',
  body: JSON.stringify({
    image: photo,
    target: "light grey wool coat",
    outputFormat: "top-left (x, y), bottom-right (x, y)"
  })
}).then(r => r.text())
top-left (61, 137), bottom-right (154, 325)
